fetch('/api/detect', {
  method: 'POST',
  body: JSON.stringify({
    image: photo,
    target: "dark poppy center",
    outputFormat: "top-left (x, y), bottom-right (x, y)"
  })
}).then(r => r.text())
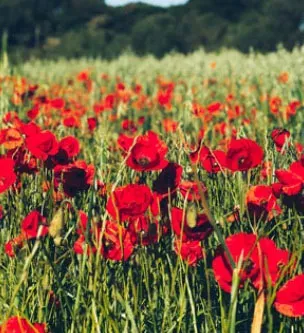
top-left (243, 259), bottom-right (254, 274)
top-left (260, 199), bottom-right (268, 206)
top-left (137, 157), bottom-right (151, 166)
top-left (239, 157), bottom-right (246, 165)
top-left (104, 240), bottom-right (114, 250)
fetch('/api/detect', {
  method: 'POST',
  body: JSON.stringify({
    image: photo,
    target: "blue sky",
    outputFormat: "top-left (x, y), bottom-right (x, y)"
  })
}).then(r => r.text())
top-left (105, 0), bottom-right (188, 7)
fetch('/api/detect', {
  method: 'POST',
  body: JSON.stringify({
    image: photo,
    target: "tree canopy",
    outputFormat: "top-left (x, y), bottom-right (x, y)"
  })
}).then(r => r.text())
top-left (1, 0), bottom-right (304, 60)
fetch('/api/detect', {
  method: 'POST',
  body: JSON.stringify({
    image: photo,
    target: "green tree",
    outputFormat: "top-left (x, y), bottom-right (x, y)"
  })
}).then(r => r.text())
top-left (131, 13), bottom-right (177, 57)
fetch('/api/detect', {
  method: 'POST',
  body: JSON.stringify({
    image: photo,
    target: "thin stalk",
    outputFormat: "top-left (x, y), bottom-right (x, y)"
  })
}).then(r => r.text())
top-left (191, 162), bottom-right (235, 269)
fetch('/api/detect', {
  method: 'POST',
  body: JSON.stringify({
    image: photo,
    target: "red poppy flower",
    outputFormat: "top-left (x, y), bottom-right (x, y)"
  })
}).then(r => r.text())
top-left (87, 117), bottom-right (98, 132)
top-left (157, 89), bottom-right (173, 109)
top-left (27, 105), bottom-right (39, 120)
top-left (162, 118), bottom-right (179, 133)
top-left (271, 182), bottom-right (283, 198)
top-left (117, 133), bottom-right (134, 152)
top-left (133, 83), bottom-right (142, 94)
top-left (275, 161), bottom-right (304, 196)
top-left (212, 233), bottom-right (290, 293)
top-left (45, 148), bottom-right (70, 168)
top-left (26, 130), bottom-right (59, 161)
top-left (0, 316), bottom-right (46, 333)
top-left (73, 211), bottom-right (100, 255)
top-left (153, 162), bottom-right (183, 197)
top-left (49, 97), bottom-right (65, 109)
top-left (171, 207), bottom-right (212, 241)
top-left (269, 96), bottom-right (282, 115)
top-left (76, 210), bottom-right (89, 235)
top-left (48, 290), bottom-right (61, 308)
top-left (0, 128), bottom-right (24, 150)
top-left (128, 216), bottom-right (159, 246)
top-left (101, 221), bottom-right (134, 261)
top-left (3, 111), bottom-right (20, 125)
top-left (174, 239), bottom-right (204, 266)
top-left (19, 122), bottom-right (41, 138)
top-left (207, 101), bottom-right (222, 113)
top-left (198, 146), bottom-right (226, 173)
top-left (271, 128), bottom-right (291, 153)
top-left (106, 184), bottom-right (159, 221)
top-left (277, 71), bottom-right (289, 84)
top-left (63, 116), bottom-right (80, 128)
top-left (0, 158), bottom-right (16, 193)
top-left (54, 160), bottom-right (95, 197)
top-left (121, 119), bottom-right (137, 133)
top-left (116, 82), bottom-right (125, 90)
top-left (192, 103), bottom-right (205, 117)
top-left (188, 141), bottom-right (202, 165)
top-left (258, 238), bottom-right (290, 287)
top-left (260, 161), bottom-right (272, 180)
top-left (245, 185), bottom-right (282, 221)
top-left (21, 210), bottom-right (48, 239)
top-left (179, 181), bottom-right (207, 201)
top-left (104, 94), bottom-right (116, 110)
top-left (4, 234), bottom-right (24, 257)
top-left (274, 274), bottom-right (304, 317)
top-left (8, 149), bottom-right (38, 175)
top-left (285, 100), bottom-right (301, 119)
top-left (295, 142), bottom-right (304, 158)
top-left (226, 139), bottom-right (264, 172)
top-left (212, 233), bottom-right (260, 293)
top-left (59, 136), bottom-right (80, 158)
top-left (120, 131), bottom-right (168, 172)
top-left (73, 234), bottom-right (97, 255)
top-left (77, 70), bottom-right (90, 81)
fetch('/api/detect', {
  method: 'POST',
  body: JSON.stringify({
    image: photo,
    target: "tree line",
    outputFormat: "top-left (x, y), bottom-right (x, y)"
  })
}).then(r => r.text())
top-left (1, 0), bottom-right (304, 61)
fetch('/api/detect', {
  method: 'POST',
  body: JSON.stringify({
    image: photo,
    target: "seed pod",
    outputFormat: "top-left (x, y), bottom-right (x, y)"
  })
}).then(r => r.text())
top-left (49, 207), bottom-right (64, 246)
top-left (186, 203), bottom-right (197, 228)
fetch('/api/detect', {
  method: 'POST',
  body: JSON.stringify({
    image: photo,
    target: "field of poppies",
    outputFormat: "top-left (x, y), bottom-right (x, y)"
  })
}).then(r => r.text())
top-left (0, 48), bottom-right (304, 332)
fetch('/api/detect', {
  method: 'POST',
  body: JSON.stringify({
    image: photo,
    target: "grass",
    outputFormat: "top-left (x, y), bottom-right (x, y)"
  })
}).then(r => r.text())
top-left (0, 47), bottom-right (303, 332)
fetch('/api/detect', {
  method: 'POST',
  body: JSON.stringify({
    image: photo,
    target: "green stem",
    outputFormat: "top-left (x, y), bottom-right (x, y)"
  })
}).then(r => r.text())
top-left (191, 163), bottom-right (236, 269)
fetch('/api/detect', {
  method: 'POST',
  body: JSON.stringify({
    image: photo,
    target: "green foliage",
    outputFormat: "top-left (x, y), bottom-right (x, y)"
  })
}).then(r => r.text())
top-left (132, 13), bottom-right (177, 57)
top-left (1, 0), bottom-right (304, 60)
top-left (0, 48), bottom-right (304, 332)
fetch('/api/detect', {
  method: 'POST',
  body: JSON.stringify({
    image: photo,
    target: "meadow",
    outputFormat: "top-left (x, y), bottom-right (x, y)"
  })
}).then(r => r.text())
top-left (0, 48), bottom-right (303, 332)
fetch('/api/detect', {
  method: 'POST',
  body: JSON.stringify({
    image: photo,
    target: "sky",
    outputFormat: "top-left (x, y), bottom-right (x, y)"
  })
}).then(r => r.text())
top-left (105, 0), bottom-right (188, 7)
